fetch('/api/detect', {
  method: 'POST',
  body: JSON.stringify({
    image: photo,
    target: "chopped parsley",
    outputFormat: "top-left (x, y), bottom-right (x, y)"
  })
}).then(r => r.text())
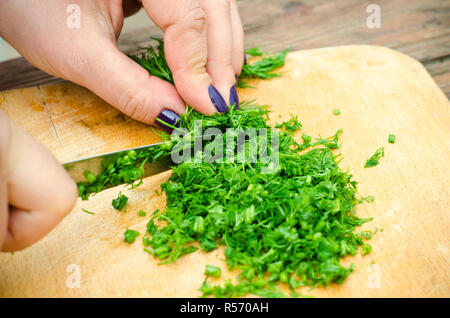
top-left (204, 265), bottom-right (221, 278)
top-left (364, 147), bottom-right (384, 168)
top-left (388, 134), bottom-right (396, 144)
top-left (112, 192), bottom-right (128, 212)
top-left (123, 229), bottom-right (140, 244)
top-left (77, 39), bottom-right (377, 298)
top-left (245, 47), bottom-right (264, 57)
top-left (275, 114), bottom-right (302, 133)
top-left (83, 170), bottom-right (96, 184)
top-left (238, 47), bottom-right (290, 88)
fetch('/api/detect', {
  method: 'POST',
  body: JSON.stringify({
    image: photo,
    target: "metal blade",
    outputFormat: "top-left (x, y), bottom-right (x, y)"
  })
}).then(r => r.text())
top-left (62, 142), bottom-right (172, 188)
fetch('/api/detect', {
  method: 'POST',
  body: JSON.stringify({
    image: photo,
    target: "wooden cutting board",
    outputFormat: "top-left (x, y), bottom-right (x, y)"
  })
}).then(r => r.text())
top-left (0, 45), bottom-right (449, 297)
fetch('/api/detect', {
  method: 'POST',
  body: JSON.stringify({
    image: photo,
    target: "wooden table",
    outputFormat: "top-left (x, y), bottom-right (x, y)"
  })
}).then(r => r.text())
top-left (0, 0), bottom-right (449, 98)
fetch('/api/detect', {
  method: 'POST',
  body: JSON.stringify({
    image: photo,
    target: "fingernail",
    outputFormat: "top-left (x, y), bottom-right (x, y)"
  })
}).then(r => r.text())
top-left (229, 85), bottom-right (239, 110)
top-left (208, 85), bottom-right (228, 113)
top-left (244, 54), bottom-right (247, 65)
top-left (235, 74), bottom-right (238, 81)
top-left (156, 109), bottom-right (181, 132)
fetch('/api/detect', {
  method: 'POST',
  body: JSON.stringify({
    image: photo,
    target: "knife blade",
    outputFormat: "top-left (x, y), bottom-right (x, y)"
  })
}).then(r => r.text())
top-left (62, 142), bottom-right (173, 188)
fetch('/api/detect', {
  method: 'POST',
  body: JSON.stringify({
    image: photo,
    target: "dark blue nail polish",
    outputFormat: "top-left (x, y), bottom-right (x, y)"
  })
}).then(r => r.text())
top-left (208, 85), bottom-right (228, 113)
top-left (229, 85), bottom-right (239, 110)
top-left (244, 54), bottom-right (247, 65)
top-left (156, 109), bottom-right (180, 132)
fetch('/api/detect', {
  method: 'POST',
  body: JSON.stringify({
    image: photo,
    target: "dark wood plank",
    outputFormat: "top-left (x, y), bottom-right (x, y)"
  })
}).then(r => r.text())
top-left (0, 57), bottom-right (65, 90)
top-left (0, 0), bottom-right (449, 97)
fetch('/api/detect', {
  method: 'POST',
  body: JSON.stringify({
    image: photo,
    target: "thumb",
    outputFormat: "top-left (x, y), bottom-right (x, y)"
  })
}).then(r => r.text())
top-left (73, 41), bottom-right (186, 129)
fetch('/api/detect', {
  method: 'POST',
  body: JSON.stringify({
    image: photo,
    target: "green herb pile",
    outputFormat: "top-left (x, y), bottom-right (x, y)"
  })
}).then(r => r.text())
top-left (142, 114), bottom-right (373, 296)
top-left (77, 39), bottom-right (376, 297)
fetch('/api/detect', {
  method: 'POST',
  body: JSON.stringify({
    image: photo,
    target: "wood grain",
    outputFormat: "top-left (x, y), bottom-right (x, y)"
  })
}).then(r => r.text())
top-left (0, 0), bottom-right (449, 97)
top-left (0, 45), bottom-right (449, 297)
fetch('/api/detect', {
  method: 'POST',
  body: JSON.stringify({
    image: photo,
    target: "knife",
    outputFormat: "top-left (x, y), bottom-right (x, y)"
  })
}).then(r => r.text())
top-left (62, 141), bottom-right (173, 188)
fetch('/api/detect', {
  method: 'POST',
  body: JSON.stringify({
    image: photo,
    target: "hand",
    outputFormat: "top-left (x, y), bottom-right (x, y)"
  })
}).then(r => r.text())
top-left (0, 0), bottom-right (244, 128)
top-left (0, 111), bottom-right (77, 251)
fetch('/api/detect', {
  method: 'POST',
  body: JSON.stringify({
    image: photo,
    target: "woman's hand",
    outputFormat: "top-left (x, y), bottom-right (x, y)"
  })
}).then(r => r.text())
top-left (0, 0), bottom-right (244, 127)
top-left (0, 0), bottom-right (243, 250)
top-left (0, 111), bottom-right (77, 251)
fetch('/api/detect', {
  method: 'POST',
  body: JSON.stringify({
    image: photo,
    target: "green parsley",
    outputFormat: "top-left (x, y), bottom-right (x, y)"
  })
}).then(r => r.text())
top-left (275, 114), bottom-right (302, 133)
top-left (361, 244), bottom-right (372, 256)
top-left (140, 108), bottom-right (370, 296)
top-left (204, 265), bottom-right (221, 278)
top-left (112, 192), bottom-right (128, 212)
top-left (238, 48), bottom-right (290, 88)
top-left (77, 146), bottom-right (170, 200)
top-left (138, 210), bottom-right (147, 217)
top-left (83, 170), bottom-right (96, 184)
top-left (124, 229), bottom-right (140, 244)
top-left (364, 147), bottom-right (385, 168)
top-left (332, 109), bottom-right (341, 116)
top-left (245, 47), bottom-right (264, 57)
top-left (129, 38), bottom-right (173, 83)
top-left (388, 134), bottom-right (396, 144)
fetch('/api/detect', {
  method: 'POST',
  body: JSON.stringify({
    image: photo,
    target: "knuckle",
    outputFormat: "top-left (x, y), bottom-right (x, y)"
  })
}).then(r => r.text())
top-left (161, 1), bottom-right (206, 34)
top-left (171, 52), bottom-right (207, 79)
top-left (118, 86), bottom-right (156, 123)
top-left (55, 181), bottom-right (78, 216)
top-left (181, 1), bottom-right (206, 31)
top-left (119, 88), bottom-right (143, 119)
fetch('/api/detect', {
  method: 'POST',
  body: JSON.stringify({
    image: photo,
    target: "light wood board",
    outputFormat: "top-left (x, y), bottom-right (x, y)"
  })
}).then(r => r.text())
top-left (0, 45), bottom-right (449, 297)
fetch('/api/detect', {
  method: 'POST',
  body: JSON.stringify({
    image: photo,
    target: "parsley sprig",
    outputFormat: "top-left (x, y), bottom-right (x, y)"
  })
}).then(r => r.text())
top-left (112, 192), bottom-right (128, 212)
top-left (124, 229), bottom-right (140, 244)
top-left (364, 147), bottom-right (384, 168)
top-left (238, 47), bottom-right (290, 88)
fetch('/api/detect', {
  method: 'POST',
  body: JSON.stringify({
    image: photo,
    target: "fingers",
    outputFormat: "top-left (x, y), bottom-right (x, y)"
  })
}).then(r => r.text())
top-left (142, 0), bottom-right (240, 114)
top-left (0, 111), bottom-right (78, 251)
top-left (229, 0), bottom-right (244, 75)
top-left (142, 0), bottom-right (216, 115)
top-left (73, 41), bottom-right (187, 128)
top-left (198, 0), bottom-right (236, 106)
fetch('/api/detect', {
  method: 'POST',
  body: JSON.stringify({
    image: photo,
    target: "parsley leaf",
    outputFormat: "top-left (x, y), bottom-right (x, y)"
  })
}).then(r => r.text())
top-left (364, 147), bottom-right (384, 168)
top-left (275, 114), bottom-right (302, 133)
top-left (245, 47), bottom-right (264, 56)
top-left (238, 48), bottom-right (290, 88)
top-left (124, 229), bottom-right (140, 244)
top-left (112, 192), bottom-right (128, 211)
top-left (204, 265), bottom-right (221, 278)
top-left (388, 134), bottom-right (396, 144)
